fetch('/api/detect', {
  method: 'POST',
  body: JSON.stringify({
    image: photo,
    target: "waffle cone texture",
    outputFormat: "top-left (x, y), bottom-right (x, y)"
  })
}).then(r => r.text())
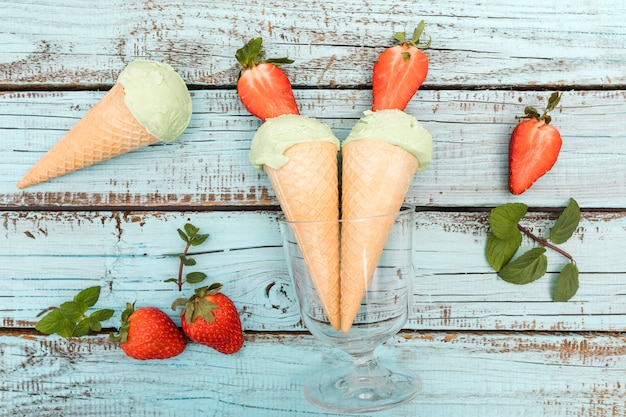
top-left (265, 141), bottom-right (341, 331)
top-left (18, 84), bottom-right (159, 189)
top-left (339, 139), bottom-right (418, 333)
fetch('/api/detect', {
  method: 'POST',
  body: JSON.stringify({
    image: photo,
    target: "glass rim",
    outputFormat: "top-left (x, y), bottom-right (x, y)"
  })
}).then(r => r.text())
top-left (277, 204), bottom-right (416, 225)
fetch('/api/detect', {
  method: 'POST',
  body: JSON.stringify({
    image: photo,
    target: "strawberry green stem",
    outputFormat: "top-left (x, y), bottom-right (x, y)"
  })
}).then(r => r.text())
top-left (517, 224), bottom-right (576, 265)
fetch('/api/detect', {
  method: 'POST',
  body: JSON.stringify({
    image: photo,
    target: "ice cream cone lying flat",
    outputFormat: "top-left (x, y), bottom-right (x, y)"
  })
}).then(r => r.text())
top-left (18, 60), bottom-right (192, 189)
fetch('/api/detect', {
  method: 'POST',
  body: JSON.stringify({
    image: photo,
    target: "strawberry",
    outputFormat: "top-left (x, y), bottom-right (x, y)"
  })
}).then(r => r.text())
top-left (509, 92), bottom-right (563, 195)
top-left (235, 37), bottom-right (299, 122)
top-left (172, 283), bottom-right (244, 354)
top-left (110, 303), bottom-right (187, 360)
top-left (372, 20), bottom-right (431, 112)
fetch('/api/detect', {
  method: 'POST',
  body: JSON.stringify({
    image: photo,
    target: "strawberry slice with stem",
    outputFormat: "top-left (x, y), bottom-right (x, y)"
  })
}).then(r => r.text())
top-left (372, 20), bottom-right (431, 112)
top-left (235, 37), bottom-right (299, 121)
top-left (509, 91), bottom-right (563, 195)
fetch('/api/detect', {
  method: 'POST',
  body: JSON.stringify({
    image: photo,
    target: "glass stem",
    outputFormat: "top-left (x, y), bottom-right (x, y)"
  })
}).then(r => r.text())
top-left (351, 350), bottom-right (379, 371)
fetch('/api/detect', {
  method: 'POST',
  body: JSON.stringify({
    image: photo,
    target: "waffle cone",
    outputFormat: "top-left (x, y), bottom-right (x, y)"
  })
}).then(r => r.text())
top-left (340, 139), bottom-right (418, 333)
top-left (18, 84), bottom-right (159, 188)
top-left (265, 141), bottom-right (341, 330)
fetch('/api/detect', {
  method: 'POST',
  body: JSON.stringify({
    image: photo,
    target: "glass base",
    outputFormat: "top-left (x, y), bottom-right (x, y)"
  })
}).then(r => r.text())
top-left (304, 360), bottom-right (422, 413)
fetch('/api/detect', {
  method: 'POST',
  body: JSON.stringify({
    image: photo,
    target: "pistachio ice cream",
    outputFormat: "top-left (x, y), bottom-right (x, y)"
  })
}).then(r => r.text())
top-left (117, 60), bottom-right (192, 143)
top-left (343, 109), bottom-right (432, 171)
top-left (249, 114), bottom-right (340, 170)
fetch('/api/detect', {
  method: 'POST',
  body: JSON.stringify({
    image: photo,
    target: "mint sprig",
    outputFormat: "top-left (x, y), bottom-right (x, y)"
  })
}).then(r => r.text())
top-left (36, 286), bottom-right (114, 337)
top-left (486, 198), bottom-right (580, 301)
top-left (165, 223), bottom-right (210, 291)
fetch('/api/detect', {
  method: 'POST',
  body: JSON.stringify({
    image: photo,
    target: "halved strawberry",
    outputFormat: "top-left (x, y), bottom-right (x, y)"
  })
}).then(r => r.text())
top-left (372, 21), bottom-right (431, 112)
top-left (509, 92), bottom-right (563, 195)
top-left (235, 37), bottom-right (299, 121)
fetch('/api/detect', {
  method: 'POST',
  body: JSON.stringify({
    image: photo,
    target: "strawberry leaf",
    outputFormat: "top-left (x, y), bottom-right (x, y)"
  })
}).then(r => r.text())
top-left (393, 31), bottom-right (407, 44)
top-left (498, 247), bottom-right (548, 284)
top-left (549, 198), bottom-right (580, 244)
top-left (196, 298), bottom-right (218, 323)
top-left (489, 202), bottom-right (527, 239)
top-left (486, 232), bottom-right (522, 272)
top-left (523, 106), bottom-right (541, 120)
top-left (235, 37), bottom-right (294, 68)
top-left (552, 263), bottom-right (579, 302)
top-left (171, 298), bottom-right (188, 312)
top-left (185, 305), bottom-right (196, 325)
top-left (545, 91), bottom-right (562, 113)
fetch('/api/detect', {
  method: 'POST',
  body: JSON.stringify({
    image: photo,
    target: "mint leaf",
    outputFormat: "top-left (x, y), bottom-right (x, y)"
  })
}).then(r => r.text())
top-left (36, 286), bottom-right (111, 338)
top-left (73, 319), bottom-right (91, 337)
top-left (549, 199), bottom-right (580, 244)
top-left (89, 309), bottom-right (114, 322)
top-left (498, 247), bottom-right (548, 284)
top-left (177, 228), bottom-right (189, 243)
top-left (190, 233), bottom-right (209, 246)
top-left (184, 223), bottom-right (200, 237)
top-left (74, 286), bottom-right (101, 307)
top-left (170, 223), bottom-right (211, 291)
top-left (552, 263), bottom-right (579, 301)
top-left (36, 309), bottom-right (72, 335)
top-left (490, 203), bottom-right (527, 240)
top-left (88, 316), bottom-right (103, 332)
top-left (186, 271), bottom-right (208, 284)
top-left (59, 301), bottom-right (88, 322)
top-left (486, 233), bottom-right (522, 271)
top-left (180, 255), bottom-right (197, 266)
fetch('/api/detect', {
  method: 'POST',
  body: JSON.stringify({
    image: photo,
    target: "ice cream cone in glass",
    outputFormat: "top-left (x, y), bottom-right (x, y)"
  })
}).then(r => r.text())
top-left (279, 205), bottom-right (421, 413)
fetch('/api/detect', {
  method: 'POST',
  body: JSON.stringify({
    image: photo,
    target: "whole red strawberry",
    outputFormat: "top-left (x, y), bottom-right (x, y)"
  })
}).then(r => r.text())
top-left (372, 21), bottom-right (431, 112)
top-left (235, 37), bottom-right (299, 122)
top-left (110, 303), bottom-right (187, 360)
top-left (509, 92), bottom-right (563, 195)
top-left (173, 283), bottom-right (244, 354)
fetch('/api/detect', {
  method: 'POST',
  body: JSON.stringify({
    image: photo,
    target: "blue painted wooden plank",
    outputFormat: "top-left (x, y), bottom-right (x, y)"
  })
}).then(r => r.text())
top-left (2, 210), bottom-right (626, 332)
top-left (3, 90), bottom-right (626, 208)
top-left (2, 332), bottom-right (625, 417)
top-left (1, 0), bottom-right (625, 88)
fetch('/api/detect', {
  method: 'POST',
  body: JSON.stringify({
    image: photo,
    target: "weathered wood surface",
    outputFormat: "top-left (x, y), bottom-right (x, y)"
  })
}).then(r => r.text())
top-left (3, 331), bottom-right (626, 417)
top-left (4, 90), bottom-right (626, 208)
top-left (3, 210), bottom-right (626, 332)
top-left (3, 0), bottom-right (626, 415)
top-left (2, 0), bottom-right (625, 88)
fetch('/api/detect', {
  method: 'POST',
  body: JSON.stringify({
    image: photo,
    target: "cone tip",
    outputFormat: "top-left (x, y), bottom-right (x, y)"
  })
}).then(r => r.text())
top-left (17, 177), bottom-right (31, 189)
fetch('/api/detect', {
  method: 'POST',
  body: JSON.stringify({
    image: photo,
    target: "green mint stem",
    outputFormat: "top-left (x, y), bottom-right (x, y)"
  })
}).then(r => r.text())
top-left (517, 224), bottom-right (576, 265)
top-left (178, 241), bottom-right (192, 291)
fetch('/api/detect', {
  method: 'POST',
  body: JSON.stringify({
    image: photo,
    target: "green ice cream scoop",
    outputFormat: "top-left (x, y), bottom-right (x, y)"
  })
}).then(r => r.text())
top-left (117, 60), bottom-right (192, 142)
top-left (249, 114), bottom-right (340, 170)
top-left (343, 109), bottom-right (433, 171)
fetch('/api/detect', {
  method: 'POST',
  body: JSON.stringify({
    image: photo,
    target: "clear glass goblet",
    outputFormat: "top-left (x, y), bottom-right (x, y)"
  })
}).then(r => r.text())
top-left (279, 205), bottom-right (421, 413)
